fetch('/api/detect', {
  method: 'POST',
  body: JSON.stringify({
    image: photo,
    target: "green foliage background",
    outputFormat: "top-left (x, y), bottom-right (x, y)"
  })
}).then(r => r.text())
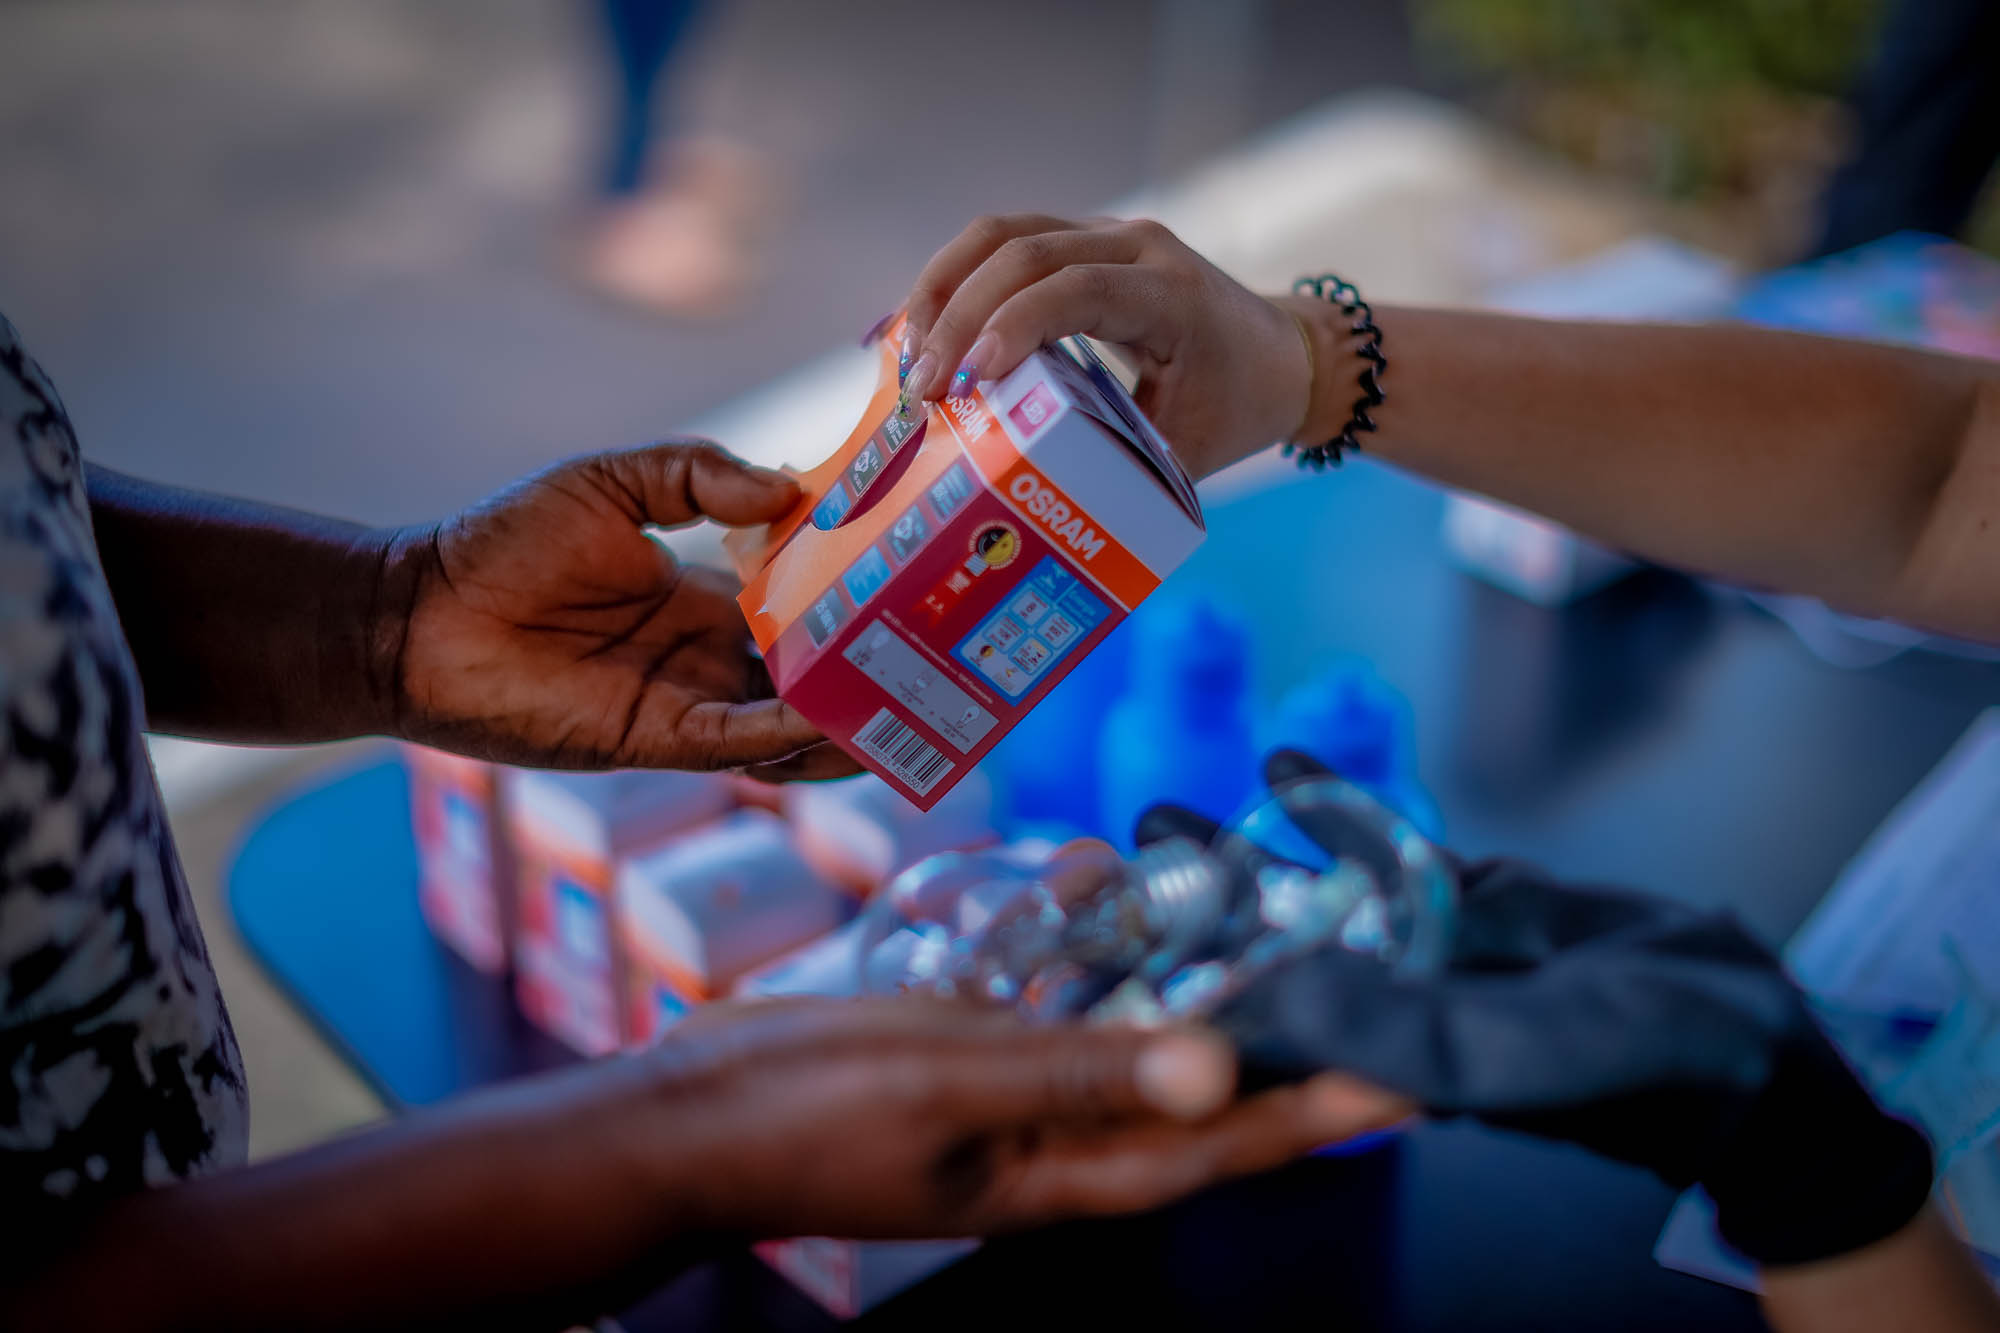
top-left (1410, 0), bottom-right (2000, 253)
top-left (1411, 0), bottom-right (1883, 100)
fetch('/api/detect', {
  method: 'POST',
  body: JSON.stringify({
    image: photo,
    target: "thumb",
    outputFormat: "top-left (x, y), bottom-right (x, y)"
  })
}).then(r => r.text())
top-left (937, 1024), bottom-right (1238, 1125)
top-left (598, 440), bottom-right (801, 530)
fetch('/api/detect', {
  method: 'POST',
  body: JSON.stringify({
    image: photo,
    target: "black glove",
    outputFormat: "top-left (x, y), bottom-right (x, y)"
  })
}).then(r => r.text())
top-left (1140, 751), bottom-right (1936, 1269)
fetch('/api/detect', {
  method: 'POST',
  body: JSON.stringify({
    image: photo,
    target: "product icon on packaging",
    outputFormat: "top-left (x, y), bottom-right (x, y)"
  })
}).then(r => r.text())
top-left (850, 440), bottom-right (884, 489)
top-left (952, 555), bottom-right (1107, 699)
top-left (840, 547), bottom-right (892, 607)
top-left (928, 464), bottom-right (974, 519)
top-left (724, 313), bottom-right (1205, 809)
top-left (887, 506), bottom-right (929, 564)
top-left (803, 588), bottom-right (849, 647)
top-left (967, 522), bottom-right (1020, 573)
top-left (812, 485), bottom-right (852, 530)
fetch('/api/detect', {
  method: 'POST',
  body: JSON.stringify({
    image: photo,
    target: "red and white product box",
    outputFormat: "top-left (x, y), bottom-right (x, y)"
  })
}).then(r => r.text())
top-left (615, 810), bottom-right (849, 1044)
top-left (727, 314), bottom-right (1205, 810)
top-left (403, 746), bottom-right (512, 975)
top-left (504, 769), bottom-right (732, 1054)
top-left (753, 1235), bottom-right (979, 1322)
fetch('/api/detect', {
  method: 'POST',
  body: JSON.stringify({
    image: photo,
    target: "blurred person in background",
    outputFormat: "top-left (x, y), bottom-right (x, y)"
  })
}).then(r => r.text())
top-left (890, 212), bottom-right (2000, 1329)
top-left (0, 312), bottom-right (1373, 1329)
top-left (577, 0), bottom-right (771, 315)
top-left (1813, 0), bottom-right (2000, 255)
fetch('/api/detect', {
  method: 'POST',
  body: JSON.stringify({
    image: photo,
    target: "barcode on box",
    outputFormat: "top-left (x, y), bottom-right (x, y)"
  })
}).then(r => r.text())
top-left (853, 708), bottom-right (952, 796)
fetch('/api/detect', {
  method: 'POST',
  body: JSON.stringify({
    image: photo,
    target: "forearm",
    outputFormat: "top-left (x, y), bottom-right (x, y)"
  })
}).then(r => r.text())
top-left (1274, 299), bottom-right (2000, 641)
top-left (87, 465), bottom-right (420, 743)
top-left (3, 1058), bottom-right (703, 1333)
top-left (1760, 1206), bottom-right (2000, 1333)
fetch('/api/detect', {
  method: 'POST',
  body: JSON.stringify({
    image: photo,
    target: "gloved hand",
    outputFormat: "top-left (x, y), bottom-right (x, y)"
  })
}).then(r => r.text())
top-left (1138, 751), bottom-right (1936, 1268)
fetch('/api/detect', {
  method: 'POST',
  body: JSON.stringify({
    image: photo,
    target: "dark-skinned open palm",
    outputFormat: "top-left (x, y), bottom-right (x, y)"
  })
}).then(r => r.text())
top-left (393, 441), bottom-right (857, 781)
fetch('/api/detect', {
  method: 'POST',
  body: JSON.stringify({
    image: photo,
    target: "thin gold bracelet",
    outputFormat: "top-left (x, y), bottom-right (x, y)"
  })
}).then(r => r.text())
top-left (1284, 305), bottom-right (1318, 446)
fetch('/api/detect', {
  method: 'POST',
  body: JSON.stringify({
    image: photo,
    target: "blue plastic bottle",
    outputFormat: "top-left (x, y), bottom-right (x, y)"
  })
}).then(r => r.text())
top-left (987, 616), bottom-right (1133, 841)
top-left (1097, 597), bottom-right (1261, 851)
top-left (1261, 660), bottom-right (1444, 840)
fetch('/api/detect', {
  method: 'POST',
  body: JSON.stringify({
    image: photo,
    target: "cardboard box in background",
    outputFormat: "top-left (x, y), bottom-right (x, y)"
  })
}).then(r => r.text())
top-left (615, 809), bottom-right (849, 1044)
top-left (784, 768), bottom-right (997, 896)
top-left (727, 314), bottom-right (1204, 810)
top-left (1440, 493), bottom-right (1632, 606)
top-left (505, 770), bottom-right (732, 1054)
top-left (403, 747), bottom-right (512, 975)
top-left (753, 1235), bottom-right (980, 1322)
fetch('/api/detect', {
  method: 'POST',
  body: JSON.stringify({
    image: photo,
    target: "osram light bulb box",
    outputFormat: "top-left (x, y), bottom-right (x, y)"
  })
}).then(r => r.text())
top-left (727, 313), bottom-right (1204, 810)
top-left (504, 769), bottom-right (733, 1054)
top-left (403, 745), bottom-right (513, 975)
top-left (615, 810), bottom-right (848, 1043)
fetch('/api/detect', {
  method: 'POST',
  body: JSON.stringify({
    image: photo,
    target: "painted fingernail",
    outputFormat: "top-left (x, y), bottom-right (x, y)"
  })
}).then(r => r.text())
top-left (898, 327), bottom-right (918, 385)
top-left (1134, 1034), bottom-right (1233, 1120)
top-left (947, 334), bottom-right (997, 399)
top-left (860, 308), bottom-right (896, 347)
top-left (903, 350), bottom-right (940, 403)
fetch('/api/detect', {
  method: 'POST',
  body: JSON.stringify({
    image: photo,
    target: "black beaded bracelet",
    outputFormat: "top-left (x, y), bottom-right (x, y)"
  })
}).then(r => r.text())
top-left (1285, 273), bottom-right (1385, 470)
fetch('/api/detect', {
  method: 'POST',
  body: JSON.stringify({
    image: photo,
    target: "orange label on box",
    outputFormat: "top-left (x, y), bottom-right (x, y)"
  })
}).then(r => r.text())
top-left (978, 450), bottom-right (1157, 612)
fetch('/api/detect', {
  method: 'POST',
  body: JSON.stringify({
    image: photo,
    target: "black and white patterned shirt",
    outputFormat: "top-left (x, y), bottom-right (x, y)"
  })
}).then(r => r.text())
top-left (0, 313), bottom-right (247, 1209)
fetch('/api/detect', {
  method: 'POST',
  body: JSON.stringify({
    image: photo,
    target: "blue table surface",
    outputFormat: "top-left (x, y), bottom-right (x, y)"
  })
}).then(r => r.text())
top-left (230, 462), bottom-right (2000, 1331)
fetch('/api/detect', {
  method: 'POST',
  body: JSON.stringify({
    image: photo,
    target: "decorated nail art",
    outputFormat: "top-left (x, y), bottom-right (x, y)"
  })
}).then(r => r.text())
top-left (947, 333), bottom-right (996, 398)
top-left (901, 351), bottom-right (939, 411)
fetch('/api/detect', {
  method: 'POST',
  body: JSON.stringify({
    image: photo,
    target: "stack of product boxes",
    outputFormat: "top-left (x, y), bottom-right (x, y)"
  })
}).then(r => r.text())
top-left (403, 745), bottom-right (1002, 1053)
top-left (504, 769), bottom-right (734, 1055)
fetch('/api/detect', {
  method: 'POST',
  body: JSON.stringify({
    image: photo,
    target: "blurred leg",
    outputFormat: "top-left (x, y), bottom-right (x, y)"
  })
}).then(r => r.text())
top-left (1812, 0), bottom-right (2000, 254)
top-left (600, 0), bottom-right (708, 198)
top-left (580, 0), bottom-right (772, 316)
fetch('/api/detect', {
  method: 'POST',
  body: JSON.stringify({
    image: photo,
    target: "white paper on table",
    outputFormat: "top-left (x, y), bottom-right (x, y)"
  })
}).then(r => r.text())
top-left (1786, 709), bottom-right (2000, 1015)
top-left (1655, 1191), bottom-right (1757, 1292)
top-left (1656, 708), bottom-right (2000, 1291)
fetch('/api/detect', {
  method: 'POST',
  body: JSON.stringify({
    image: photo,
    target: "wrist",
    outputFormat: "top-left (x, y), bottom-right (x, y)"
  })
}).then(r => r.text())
top-left (626, 1038), bottom-right (753, 1240)
top-left (358, 523), bottom-right (438, 745)
top-left (1238, 294), bottom-right (1315, 469)
top-left (1271, 292), bottom-right (1390, 461)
